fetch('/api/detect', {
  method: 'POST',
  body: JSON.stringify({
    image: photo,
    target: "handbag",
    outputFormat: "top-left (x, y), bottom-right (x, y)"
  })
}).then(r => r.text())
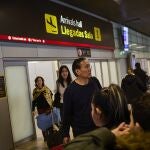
top-left (36, 107), bottom-right (61, 131)
top-left (46, 125), bottom-right (63, 149)
top-left (46, 108), bottom-right (63, 149)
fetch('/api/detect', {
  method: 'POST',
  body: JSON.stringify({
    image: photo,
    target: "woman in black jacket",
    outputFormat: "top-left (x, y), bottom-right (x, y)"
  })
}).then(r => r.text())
top-left (53, 65), bottom-right (72, 121)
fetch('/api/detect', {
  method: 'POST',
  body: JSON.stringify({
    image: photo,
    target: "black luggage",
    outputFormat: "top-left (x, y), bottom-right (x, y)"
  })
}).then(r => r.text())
top-left (46, 124), bottom-right (63, 149)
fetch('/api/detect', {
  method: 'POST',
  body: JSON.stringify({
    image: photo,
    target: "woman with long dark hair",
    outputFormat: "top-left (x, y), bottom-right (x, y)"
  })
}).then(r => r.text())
top-left (53, 65), bottom-right (72, 121)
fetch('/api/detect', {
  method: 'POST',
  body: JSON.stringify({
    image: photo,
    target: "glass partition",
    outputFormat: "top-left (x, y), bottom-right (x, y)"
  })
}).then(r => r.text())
top-left (5, 66), bottom-right (34, 142)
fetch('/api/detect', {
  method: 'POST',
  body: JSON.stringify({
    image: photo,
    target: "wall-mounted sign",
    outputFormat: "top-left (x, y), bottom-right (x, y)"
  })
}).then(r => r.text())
top-left (77, 48), bottom-right (91, 57)
top-left (122, 27), bottom-right (129, 51)
top-left (0, 76), bottom-right (6, 98)
top-left (0, 0), bottom-right (115, 50)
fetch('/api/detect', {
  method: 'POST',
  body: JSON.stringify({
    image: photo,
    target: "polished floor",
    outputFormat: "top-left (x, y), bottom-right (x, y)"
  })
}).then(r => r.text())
top-left (15, 119), bottom-right (74, 150)
top-left (15, 137), bottom-right (48, 150)
top-left (15, 121), bottom-right (48, 150)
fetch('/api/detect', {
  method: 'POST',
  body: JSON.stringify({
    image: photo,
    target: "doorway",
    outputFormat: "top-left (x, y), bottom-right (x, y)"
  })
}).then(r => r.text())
top-left (27, 60), bottom-right (58, 139)
top-left (4, 60), bottom-right (59, 148)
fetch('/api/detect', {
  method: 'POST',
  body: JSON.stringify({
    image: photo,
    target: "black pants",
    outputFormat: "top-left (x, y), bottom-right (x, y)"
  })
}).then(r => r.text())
top-left (42, 131), bottom-right (47, 141)
top-left (59, 103), bottom-right (63, 122)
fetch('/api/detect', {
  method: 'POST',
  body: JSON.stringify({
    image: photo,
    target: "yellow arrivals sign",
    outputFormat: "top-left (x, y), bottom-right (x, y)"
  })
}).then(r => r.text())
top-left (45, 14), bottom-right (58, 34)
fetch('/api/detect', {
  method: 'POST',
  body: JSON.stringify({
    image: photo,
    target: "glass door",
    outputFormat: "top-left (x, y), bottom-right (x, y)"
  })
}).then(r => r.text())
top-left (108, 60), bottom-right (118, 84)
top-left (90, 62), bottom-right (96, 77)
top-left (94, 62), bottom-right (103, 87)
top-left (27, 60), bottom-right (59, 138)
top-left (101, 61), bottom-right (110, 87)
top-left (4, 61), bottom-right (34, 143)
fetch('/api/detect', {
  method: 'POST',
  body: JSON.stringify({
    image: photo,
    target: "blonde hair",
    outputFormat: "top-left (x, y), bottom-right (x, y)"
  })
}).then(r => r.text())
top-left (116, 132), bottom-right (150, 150)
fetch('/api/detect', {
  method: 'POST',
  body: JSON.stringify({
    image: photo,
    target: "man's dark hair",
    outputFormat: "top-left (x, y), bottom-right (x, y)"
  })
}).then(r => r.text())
top-left (135, 62), bottom-right (141, 69)
top-left (132, 93), bottom-right (150, 131)
top-left (72, 57), bottom-right (86, 77)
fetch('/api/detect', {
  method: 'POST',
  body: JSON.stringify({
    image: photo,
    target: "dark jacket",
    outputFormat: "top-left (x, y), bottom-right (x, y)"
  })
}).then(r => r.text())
top-left (63, 80), bottom-right (99, 137)
top-left (134, 68), bottom-right (148, 90)
top-left (65, 129), bottom-right (150, 150)
top-left (32, 93), bottom-right (51, 114)
top-left (121, 74), bottom-right (146, 104)
top-left (90, 76), bottom-right (102, 90)
top-left (64, 128), bottom-right (116, 150)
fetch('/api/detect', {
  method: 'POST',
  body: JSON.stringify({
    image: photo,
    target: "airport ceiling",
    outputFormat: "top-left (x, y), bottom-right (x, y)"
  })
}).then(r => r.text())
top-left (60, 0), bottom-right (150, 36)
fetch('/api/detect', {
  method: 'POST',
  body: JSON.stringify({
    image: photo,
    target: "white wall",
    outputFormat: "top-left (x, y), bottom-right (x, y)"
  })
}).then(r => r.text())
top-left (1, 41), bottom-right (127, 89)
top-left (0, 42), bottom-right (114, 59)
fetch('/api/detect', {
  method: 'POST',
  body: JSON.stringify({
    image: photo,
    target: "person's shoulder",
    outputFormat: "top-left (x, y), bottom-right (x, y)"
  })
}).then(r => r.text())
top-left (44, 85), bottom-right (51, 91)
top-left (141, 69), bottom-right (146, 74)
top-left (65, 128), bottom-right (115, 150)
top-left (70, 127), bottom-right (114, 142)
top-left (90, 76), bottom-right (97, 80)
top-left (90, 76), bottom-right (102, 89)
top-left (67, 81), bottom-right (76, 88)
top-left (90, 76), bottom-right (99, 83)
top-left (84, 127), bottom-right (113, 137)
top-left (121, 77), bottom-right (125, 82)
top-left (33, 87), bottom-right (37, 93)
top-left (33, 87), bottom-right (36, 91)
top-left (133, 68), bottom-right (138, 73)
top-left (65, 81), bottom-right (76, 92)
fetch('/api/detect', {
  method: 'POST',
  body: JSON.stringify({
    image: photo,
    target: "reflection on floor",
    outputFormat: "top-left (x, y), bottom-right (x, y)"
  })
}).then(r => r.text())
top-left (15, 118), bottom-right (48, 150)
top-left (15, 117), bottom-right (73, 150)
top-left (15, 137), bottom-right (48, 150)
